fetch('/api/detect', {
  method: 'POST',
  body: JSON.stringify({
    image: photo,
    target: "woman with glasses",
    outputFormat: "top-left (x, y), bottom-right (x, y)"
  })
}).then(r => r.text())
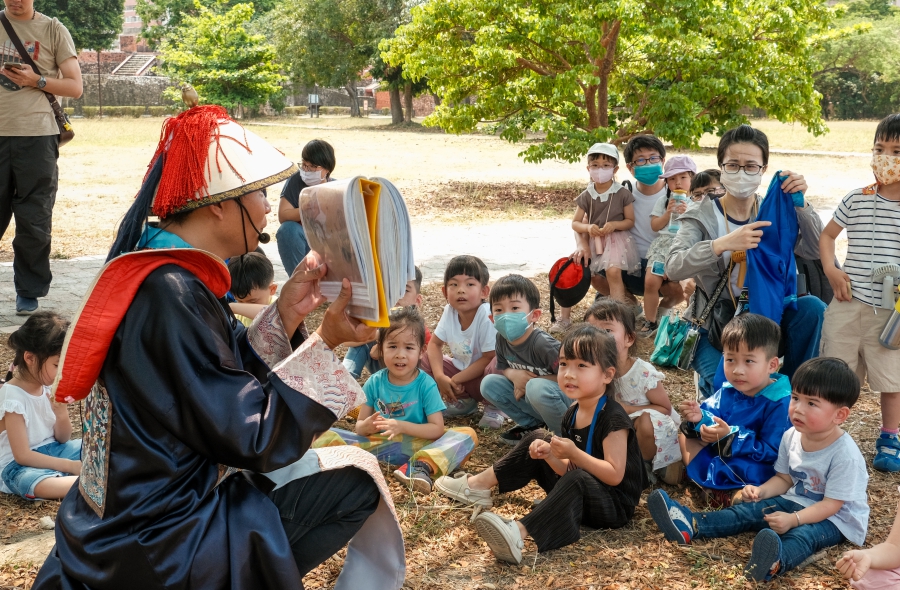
top-left (666, 125), bottom-right (826, 400)
top-left (276, 139), bottom-right (336, 274)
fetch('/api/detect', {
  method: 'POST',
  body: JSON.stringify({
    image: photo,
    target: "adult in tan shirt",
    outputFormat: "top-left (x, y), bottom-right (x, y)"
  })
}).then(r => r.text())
top-left (1, 0), bottom-right (82, 314)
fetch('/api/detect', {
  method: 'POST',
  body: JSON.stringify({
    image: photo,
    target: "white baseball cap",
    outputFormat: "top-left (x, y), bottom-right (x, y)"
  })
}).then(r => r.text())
top-left (586, 143), bottom-right (619, 163)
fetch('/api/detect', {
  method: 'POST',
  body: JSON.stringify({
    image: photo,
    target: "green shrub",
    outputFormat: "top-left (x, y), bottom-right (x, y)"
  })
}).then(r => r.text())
top-left (380, 107), bottom-right (390, 116)
top-left (284, 106), bottom-right (309, 116)
top-left (131, 106), bottom-right (146, 118)
top-left (148, 106), bottom-right (167, 117)
top-left (64, 107), bottom-right (74, 116)
top-left (320, 106), bottom-right (351, 115)
top-left (82, 106), bottom-right (99, 118)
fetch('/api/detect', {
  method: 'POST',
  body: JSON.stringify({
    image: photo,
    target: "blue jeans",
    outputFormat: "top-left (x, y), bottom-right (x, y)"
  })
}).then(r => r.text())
top-left (692, 295), bottom-right (826, 399)
top-left (276, 221), bottom-right (310, 275)
top-left (342, 342), bottom-right (381, 379)
top-left (694, 496), bottom-right (845, 576)
top-left (481, 374), bottom-right (572, 435)
top-left (2, 438), bottom-right (82, 499)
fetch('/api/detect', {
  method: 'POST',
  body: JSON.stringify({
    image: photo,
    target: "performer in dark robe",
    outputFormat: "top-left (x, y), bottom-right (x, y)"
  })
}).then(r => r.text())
top-left (34, 105), bottom-right (404, 590)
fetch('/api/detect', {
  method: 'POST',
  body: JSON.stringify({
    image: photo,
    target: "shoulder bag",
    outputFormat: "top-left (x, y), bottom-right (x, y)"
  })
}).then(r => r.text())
top-left (1, 11), bottom-right (74, 146)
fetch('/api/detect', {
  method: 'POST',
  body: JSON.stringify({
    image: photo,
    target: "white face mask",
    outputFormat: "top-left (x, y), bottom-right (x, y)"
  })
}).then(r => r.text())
top-left (589, 167), bottom-right (615, 184)
top-left (720, 170), bottom-right (762, 199)
top-left (300, 169), bottom-right (325, 186)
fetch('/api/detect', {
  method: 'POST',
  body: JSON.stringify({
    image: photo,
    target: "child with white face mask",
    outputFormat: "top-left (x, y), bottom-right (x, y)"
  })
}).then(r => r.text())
top-left (665, 124), bottom-right (826, 401)
top-left (570, 144), bottom-right (641, 303)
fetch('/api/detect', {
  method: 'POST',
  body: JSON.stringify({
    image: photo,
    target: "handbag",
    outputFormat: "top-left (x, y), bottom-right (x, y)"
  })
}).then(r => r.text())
top-left (649, 313), bottom-right (691, 367)
top-left (1, 11), bottom-right (74, 146)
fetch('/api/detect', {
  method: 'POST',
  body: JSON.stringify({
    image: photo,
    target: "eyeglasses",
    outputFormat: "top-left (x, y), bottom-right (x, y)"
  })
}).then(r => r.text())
top-left (721, 163), bottom-right (764, 176)
top-left (630, 156), bottom-right (662, 166)
top-left (300, 162), bottom-right (322, 172)
top-left (691, 187), bottom-right (726, 201)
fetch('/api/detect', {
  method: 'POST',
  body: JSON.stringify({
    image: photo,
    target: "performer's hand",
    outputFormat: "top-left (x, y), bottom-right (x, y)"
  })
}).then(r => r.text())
top-left (837, 550), bottom-right (871, 581)
top-left (316, 279), bottom-right (377, 349)
top-left (278, 250), bottom-right (326, 334)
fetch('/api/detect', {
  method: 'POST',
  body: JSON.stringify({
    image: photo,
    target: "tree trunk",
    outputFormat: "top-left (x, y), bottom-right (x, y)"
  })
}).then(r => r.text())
top-left (389, 86), bottom-right (403, 124)
top-left (97, 50), bottom-right (102, 117)
top-left (431, 93), bottom-right (442, 107)
top-left (403, 82), bottom-right (413, 122)
top-left (345, 82), bottom-right (360, 117)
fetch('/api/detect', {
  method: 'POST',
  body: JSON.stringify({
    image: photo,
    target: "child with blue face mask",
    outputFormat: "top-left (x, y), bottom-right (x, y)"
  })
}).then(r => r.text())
top-left (480, 275), bottom-right (572, 445)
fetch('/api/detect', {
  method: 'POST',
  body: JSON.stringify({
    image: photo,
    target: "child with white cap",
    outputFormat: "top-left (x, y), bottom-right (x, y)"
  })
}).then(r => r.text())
top-left (639, 155), bottom-right (698, 337)
top-left (570, 143), bottom-right (640, 304)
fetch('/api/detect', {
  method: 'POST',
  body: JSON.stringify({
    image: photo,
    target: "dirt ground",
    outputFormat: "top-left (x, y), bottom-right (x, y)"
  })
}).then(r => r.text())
top-left (1, 277), bottom-right (896, 590)
top-left (0, 117), bottom-right (876, 259)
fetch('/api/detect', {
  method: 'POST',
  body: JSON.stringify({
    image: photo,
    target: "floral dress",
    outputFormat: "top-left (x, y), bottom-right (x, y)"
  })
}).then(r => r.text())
top-left (617, 358), bottom-right (681, 470)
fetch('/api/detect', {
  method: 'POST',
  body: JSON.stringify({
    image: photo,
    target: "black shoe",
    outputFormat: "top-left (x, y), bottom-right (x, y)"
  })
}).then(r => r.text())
top-left (637, 320), bottom-right (658, 339)
top-left (500, 424), bottom-right (545, 446)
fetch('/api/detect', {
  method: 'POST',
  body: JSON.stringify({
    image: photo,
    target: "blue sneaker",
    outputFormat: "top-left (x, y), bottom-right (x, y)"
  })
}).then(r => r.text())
top-left (648, 489), bottom-right (694, 544)
top-left (745, 529), bottom-right (782, 581)
top-left (874, 433), bottom-right (900, 472)
top-left (15, 295), bottom-right (38, 316)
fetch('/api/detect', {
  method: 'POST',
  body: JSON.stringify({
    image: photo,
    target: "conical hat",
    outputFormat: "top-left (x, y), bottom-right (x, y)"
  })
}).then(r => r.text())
top-left (147, 105), bottom-right (297, 218)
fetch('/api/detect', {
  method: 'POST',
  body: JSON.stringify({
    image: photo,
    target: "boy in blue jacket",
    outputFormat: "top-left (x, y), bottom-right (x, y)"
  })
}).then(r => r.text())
top-left (678, 314), bottom-right (792, 507)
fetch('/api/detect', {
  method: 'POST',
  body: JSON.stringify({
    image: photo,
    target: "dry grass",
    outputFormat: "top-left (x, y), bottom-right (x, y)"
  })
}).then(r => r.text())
top-left (2, 281), bottom-right (895, 590)
top-left (0, 118), bottom-right (876, 260)
top-left (700, 119), bottom-right (881, 154)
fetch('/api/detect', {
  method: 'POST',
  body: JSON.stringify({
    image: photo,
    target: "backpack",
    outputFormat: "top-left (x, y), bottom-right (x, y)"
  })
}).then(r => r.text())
top-left (795, 256), bottom-right (834, 305)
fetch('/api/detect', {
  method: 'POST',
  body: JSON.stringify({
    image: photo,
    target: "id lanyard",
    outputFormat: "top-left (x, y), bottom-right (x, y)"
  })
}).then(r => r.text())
top-left (569, 396), bottom-right (607, 456)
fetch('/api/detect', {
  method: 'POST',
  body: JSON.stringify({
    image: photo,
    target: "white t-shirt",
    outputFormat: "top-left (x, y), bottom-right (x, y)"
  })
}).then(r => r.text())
top-left (434, 303), bottom-right (496, 371)
top-left (774, 428), bottom-right (869, 546)
top-left (833, 188), bottom-right (900, 307)
top-left (630, 185), bottom-right (667, 258)
top-left (0, 384), bottom-right (57, 493)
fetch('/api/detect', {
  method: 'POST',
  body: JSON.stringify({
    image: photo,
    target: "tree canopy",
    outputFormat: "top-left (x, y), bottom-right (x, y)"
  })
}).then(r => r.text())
top-left (270, 0), bottom-right (404, 116)
top-left (383, 0), bottom-right (837, 162)
top-left (155, 2), bottom-right (285, 113)
top-left (35, 0), bottom-right (122, 51)
top-left (135, 0), bottom-right (276, 48)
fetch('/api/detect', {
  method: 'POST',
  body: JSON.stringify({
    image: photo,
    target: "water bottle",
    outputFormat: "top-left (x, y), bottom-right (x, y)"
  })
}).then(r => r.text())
top-left (880, 296), bottom-right (900, 350)
top-left (668, 190), bottom-right (688, 233)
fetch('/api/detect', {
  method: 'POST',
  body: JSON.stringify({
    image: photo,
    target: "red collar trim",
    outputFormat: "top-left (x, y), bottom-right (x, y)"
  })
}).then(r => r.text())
top-left (53, 249), bottom-right (231, 403)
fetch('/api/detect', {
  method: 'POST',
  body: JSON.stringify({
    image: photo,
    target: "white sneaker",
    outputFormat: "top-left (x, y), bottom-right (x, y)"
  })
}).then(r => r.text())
top-left (474, 512), bottom-right (525, 565)
top-left (478, 407), bottom-right (506, 429)
top-left (434, 472), bottom-right (493, 508)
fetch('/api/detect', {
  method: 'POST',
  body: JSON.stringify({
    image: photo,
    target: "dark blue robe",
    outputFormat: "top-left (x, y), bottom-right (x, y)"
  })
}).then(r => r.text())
top-left (33, 265), bottom-right (335, 589)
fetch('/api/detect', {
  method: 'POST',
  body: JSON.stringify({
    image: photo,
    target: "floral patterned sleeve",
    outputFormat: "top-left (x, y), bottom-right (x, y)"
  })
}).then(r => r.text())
top-left (247, 302), bottom-right (293, 367)
top-left (271, 332), bottom-right (363, 420)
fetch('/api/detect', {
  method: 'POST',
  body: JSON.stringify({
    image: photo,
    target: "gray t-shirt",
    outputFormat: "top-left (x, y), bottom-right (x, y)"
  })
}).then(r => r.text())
top-left (774, 428), bottom-right (869, 545)
top-left (495, 328), bottom-right (560, 375)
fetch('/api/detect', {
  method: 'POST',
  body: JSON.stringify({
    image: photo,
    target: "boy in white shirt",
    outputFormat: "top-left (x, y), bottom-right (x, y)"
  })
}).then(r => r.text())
top-left (650, 357), bottom-right (869, 582)
top-left (422, 255), bottom-right (503, 429)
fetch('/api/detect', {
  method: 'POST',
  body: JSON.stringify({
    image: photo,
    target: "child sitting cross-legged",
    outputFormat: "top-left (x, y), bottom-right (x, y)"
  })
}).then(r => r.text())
top-left (227, 251), bottom-right (278, 327)
top-left (434, 325), bottom-right (647, 565)
top-left (677, 313), bottom-right (793, 508)
top-left (313, 306), bottom-right (478, 494)
top-left (584, 299), bottom-right (682, 484)
top-left (422, 255), bottom-right (504, 429)
top-left (480, 274), bottom-right (570, 444)
top-left (651, 357), bottom-right (869, 582)
top-left (0, 312), bottom-right (81, 500)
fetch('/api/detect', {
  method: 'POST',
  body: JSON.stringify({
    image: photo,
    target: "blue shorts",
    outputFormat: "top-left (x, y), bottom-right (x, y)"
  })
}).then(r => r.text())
top-left (2, 438), bottom-right (82, 500)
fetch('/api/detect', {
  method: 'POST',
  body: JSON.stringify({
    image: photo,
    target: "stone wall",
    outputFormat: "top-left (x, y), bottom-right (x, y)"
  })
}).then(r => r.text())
top-left (62, 75), bottom-right (173, 110)
top-left (77, 51), bottom-right (129, 75)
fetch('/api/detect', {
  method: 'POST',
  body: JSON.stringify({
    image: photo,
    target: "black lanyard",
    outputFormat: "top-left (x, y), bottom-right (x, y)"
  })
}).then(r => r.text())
top-left (569, 396), bottom-right (607, 456)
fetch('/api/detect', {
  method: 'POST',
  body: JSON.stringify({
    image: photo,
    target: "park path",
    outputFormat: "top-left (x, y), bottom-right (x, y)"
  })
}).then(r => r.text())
top-left (0, 211), bottom-right (835, 331)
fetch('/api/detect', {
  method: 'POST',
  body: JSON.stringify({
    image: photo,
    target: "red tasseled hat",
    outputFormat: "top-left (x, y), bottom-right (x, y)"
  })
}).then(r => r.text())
top-left (144, 105), bottom-right (296, 218)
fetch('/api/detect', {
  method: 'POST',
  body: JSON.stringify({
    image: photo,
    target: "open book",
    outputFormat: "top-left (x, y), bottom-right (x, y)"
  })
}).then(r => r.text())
top-left (298, 176), bottom-right (415, 327)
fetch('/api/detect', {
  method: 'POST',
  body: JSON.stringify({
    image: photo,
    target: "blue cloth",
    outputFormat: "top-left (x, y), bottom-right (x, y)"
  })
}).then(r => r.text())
top-left (481, 373), bottom-right (571, 435)
top-left (685, 374), bottom-right (792, 489)
top-left (1, 439), bottom-right (82, 499)
top-left (363, 369), bottom-right (445, 424)
top-left (136, 226), bottom-right (194, 250)
top-left (747, 173), bottom-right (799, 325)
top-left (694, 496), bottom-right (845, 576)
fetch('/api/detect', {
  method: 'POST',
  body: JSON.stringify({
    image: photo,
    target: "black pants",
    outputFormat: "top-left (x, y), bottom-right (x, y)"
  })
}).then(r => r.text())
top-left (494, 430), bottom-right (632, 552)
top-left (268, 466), bottom-right (380, 577)
top-left (0, 135), bottom-right (58, 298)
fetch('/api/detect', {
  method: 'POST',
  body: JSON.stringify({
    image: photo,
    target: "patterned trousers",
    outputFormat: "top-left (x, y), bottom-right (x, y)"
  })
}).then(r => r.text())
top-left (312, 427), bottom-right (478, 477)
